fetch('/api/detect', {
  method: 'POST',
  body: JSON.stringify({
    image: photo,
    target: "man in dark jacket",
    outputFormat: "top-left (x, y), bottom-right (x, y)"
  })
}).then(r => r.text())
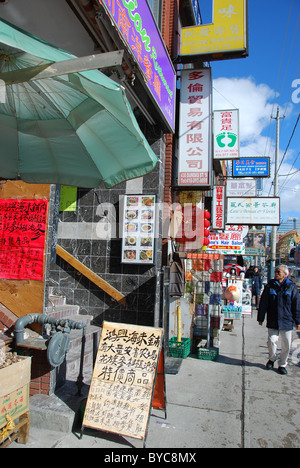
top-left (258, 264), bottom-right (300, 374)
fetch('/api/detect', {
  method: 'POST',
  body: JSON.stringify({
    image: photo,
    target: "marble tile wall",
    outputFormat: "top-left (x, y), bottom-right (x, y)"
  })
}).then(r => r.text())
top-left (47, 130), bottom-right (166, 328)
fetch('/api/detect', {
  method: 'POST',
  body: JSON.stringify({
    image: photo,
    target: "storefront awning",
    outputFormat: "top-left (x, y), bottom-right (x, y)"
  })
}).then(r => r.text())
top-left (0, 18), bottom-right (159, 188)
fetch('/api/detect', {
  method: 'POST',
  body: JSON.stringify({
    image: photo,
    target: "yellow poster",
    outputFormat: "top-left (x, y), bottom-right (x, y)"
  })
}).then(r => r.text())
top-left (181, 0), bottom-right (247, 59)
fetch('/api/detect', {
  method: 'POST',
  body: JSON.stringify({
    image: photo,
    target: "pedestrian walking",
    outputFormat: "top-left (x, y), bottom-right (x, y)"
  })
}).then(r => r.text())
top-left (258, 264), bottom-right (300, 374)
top-left (251, 266), bottom-right (262, 307)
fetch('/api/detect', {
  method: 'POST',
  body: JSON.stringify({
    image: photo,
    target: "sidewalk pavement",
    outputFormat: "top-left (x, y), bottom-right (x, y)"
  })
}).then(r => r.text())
top-left (9, 311), bottom-right (300, 449)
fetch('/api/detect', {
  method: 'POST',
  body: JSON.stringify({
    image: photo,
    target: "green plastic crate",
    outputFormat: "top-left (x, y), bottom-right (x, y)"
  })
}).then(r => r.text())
top-left (197, 347), bottom-right (219, 361)
top-left (168, 337), bottom-right (191, 358)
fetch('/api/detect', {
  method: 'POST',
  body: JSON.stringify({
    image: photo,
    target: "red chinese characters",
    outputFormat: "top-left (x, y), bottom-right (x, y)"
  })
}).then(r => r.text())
top-left (178, 69), bottom-right (212, 186)
top-left (0, 199), bottom-right (48, 280)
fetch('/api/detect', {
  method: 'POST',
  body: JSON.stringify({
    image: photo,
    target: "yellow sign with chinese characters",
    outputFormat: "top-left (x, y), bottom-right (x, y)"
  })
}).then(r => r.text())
top-left (180, 0), bottom-right (248, 60)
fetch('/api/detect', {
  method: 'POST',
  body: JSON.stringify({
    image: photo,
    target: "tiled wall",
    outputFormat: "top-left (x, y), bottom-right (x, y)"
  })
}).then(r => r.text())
top-left (48, 130), bottom-right (166, 328)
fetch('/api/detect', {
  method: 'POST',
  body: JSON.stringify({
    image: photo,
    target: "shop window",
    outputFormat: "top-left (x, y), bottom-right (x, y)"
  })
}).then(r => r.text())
top-left (147, 0), bottom-right (162, 29)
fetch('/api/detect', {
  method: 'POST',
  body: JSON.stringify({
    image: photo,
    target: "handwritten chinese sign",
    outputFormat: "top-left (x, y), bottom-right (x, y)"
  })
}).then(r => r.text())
top-left (181, 0), bottom-right (248, 60)
top-left (0, 199), bottom-right (48, 280)
top-left (82, 321), bottom-right (163, 440)
top-left (226, 197), bottom-right (280, 225)
top-left (178, 68), bottom-right (212, 186)
top-left (99, 0), bottom-right (176, 132)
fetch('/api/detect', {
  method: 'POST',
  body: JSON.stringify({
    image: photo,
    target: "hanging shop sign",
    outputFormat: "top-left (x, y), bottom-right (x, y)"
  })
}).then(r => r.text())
top-left (213, 109), bottom-right (239, 160)
top-left (0, 199), bottom-right (48, 280)
top-left (226, 178), bottom-right (257, 197)
top-left (244, 229), bottom-right (266, 256)
top-left (212, 186), bottom-right (225, 230)
top-left (99, 0), bottom-right (176, 132)
top-left (226, 197), bottom-right (280, 226)
top-left (178, 68), bottom-right (212, 187)
top-left (207, 230), bottom-right (245, 255)
top-left (232, 158), bottom-right (270, 177)
top-left (180, 0), bottom-right (248, 61)
top-left (82, 321), bottom-right (163, 441)
top-left (121, 195), bottom-right (156, 264)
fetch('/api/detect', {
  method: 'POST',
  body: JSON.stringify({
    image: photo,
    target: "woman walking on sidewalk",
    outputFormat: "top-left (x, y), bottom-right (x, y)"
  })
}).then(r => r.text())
top-left (257, 265), bottom-right (300, 375)
top-left (252, 266), bottom-right (262, 308)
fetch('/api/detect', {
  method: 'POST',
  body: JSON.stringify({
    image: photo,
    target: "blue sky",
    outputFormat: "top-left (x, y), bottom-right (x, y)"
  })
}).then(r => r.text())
top-left (200, 0), bottom-right (300, 222)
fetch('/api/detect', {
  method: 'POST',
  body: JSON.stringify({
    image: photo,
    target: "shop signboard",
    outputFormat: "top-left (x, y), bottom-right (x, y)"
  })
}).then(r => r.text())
top-left (212, 185), bottom-right (225, 230)
top-left (207, 230), bottom-right (245, 255)
top-left (226, 197), bottom-right (280, 225)
top-left (232, 158), bottom-right (270, 177)
top-left (82, 321), bottom-right (163, 441)
top-left (121, 194), bottom-right (156, 264)
top-left (226, 178), bottom-right (257, 197)
top-left (180, 0), bottom-right (248, 61)
top-left (178, 68), bottom-right (212, 187)
top-left (213, 109), bottom-right (239, 160)
top-left (99, 0), bottom-right (176, 132)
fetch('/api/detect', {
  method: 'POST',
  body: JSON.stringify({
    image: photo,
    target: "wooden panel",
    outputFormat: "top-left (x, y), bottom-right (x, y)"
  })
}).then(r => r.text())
top-left (0, 181), bottom-right (50, 319)
top-left (56, 244), bottom-right (126, 306)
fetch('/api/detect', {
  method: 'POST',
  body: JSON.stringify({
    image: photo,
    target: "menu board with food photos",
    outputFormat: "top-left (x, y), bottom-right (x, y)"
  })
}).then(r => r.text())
top-left (122, 195), bottom-right (156, 264)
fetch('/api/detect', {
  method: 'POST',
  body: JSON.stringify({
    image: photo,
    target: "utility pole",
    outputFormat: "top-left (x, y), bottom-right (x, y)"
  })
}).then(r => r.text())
top-left (270, 106), bottom-right (284, 279)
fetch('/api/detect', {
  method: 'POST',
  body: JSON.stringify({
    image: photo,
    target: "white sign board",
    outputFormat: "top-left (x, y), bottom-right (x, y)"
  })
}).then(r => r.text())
top-left (226, 197), bottom-right (280, 225)
top-left (207, 230), bottom-right (245, 255)
top-left (213, 109), bottom-right (239, 160)
top-left (178, 68), bottom-right (212, 186)
top-left (226, 179), bottom-right (257, 197)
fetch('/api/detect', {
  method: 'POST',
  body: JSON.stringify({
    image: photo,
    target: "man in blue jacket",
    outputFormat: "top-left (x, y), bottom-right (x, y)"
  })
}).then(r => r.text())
top-left (258, 264), bottom-right (300, 374)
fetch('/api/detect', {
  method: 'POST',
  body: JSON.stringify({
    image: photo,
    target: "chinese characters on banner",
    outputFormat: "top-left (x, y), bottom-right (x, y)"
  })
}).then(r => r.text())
top-left (0, 384), bottom-right (29, 430)
top-left (213, 109), bottom-right (239, 160)
top-left (226, 197), bottom-right (280, 225)
top-left (178, 68), bottom-right (212, 186)
top-left (0, 199), bottom-right (48, 280)
top-left (212, 186), bottom-right (225, 230)
top-left (82, 321), bottom-right (163, 441)
top-left (226, 178), bottom-right (257, 197)
top-left (99, 0), bottom-right (176, 132)
top-left (207, 230), bottom-right (246, 255)
top-left (180, 0), bottom-right (247, 59)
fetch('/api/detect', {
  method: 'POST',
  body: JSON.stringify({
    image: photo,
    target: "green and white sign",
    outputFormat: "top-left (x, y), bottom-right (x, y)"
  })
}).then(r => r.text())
top-left (213, 109), bottom-right (239, 160)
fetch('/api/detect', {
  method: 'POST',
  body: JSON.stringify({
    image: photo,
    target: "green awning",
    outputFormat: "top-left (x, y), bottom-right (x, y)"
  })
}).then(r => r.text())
top-left (0, 18), bottom-right (159, 188)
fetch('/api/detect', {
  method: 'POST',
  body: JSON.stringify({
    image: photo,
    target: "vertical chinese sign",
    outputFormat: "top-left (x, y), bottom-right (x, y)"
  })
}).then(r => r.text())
top-left (0, 199), bottom-right (48, 280)
top-left (178, 68), bottom-right (212, 187)
top-left (212, 186), bottom-right (225, 230)
top-left (213, 109), bottom-right (239, 160)
top-left (82, 321), bottom-right (163, 441)
top-left (98, 0), bottom-right (176, 132)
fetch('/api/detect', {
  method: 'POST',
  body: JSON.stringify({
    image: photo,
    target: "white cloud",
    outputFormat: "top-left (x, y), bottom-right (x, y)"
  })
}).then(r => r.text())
top-left (213, 76), bottom-right (299, 217)
top-left (213, 77), bottom-right (276, 143)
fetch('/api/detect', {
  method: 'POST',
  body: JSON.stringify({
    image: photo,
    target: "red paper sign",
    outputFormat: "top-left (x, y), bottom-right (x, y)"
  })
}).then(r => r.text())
top-left (0, 199), bottom-right (48, 280)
